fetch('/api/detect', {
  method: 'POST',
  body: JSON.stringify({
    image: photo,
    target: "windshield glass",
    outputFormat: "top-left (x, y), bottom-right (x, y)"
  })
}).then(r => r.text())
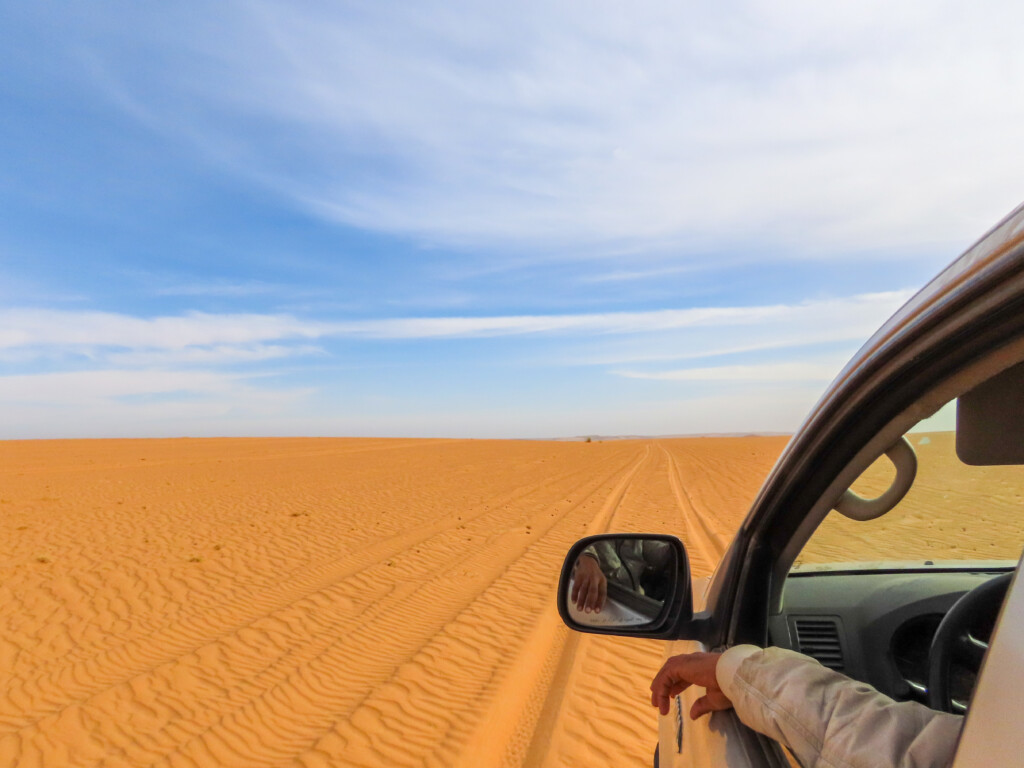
top-left (796, 401), bottom-right (1024, 568)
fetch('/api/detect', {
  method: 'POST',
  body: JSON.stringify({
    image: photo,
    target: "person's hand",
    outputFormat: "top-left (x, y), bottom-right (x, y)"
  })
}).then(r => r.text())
top-left (650, 652), bottom-right (733, 719)
top-left (571, 554), bottom-right (607, 613)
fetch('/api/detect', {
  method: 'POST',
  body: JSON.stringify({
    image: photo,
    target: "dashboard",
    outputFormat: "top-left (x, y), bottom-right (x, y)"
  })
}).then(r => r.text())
top-left (768, 569), bottom-right (1010, 709)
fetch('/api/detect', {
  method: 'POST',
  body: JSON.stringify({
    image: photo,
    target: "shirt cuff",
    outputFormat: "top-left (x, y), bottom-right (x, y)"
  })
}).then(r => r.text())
top-left (715, 644), bottom-right (762, 698)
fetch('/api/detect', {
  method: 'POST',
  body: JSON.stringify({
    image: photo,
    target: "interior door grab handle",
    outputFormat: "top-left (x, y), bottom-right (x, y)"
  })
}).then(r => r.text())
top-left (834, 437), bottom-right (917, 521)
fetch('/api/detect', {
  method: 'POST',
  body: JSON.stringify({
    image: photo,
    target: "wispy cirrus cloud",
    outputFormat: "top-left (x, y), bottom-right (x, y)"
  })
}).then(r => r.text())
top-left (559, 291), bottom-right (914, 367)
top-left (332, 290), bottom-right (913, 340)
top-left (8, 3), bottom-right (1008, 440)
top-left (0, 368), bottom-right (315, 439)
top-left (0, 291), bottom-right (911, 354)
top-left (106, 344), bottom-right (324, 367)
top-left (154, 280), bottom-right (282, 298)
top-left (0, 309), bottom-right (329, 351)
top-left (614, 360), bottom-right (847, 383)
top-left (0, 290), bottom-right (913, 438)
top-left (579, 265), bottom-right (705, 284)
top-left (78, 0), bottom-right (1024, 257)
top-left (0, 369), bottom-right (243, 401)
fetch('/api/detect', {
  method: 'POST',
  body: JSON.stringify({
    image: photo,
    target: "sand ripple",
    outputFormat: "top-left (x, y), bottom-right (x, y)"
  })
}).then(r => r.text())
top-left (0, 437), bottom-right (784, 767)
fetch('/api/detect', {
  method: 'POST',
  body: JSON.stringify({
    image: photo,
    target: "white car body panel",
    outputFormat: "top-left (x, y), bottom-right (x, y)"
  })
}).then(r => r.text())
top-left (954, 558), bottom-right (1024, 767)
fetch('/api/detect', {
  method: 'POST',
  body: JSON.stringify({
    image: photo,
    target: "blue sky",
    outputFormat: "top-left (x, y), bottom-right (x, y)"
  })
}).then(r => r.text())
top-left (3, 1), bottom-right (1024, 439)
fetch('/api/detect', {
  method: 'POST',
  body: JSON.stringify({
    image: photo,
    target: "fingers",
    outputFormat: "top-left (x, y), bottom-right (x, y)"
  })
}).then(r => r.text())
top-left (651, 680), bottom-right (688, 715)
top-left (574, 577), bottom-right (588, 611)
top-left (650, 658), bottom-right (693, 715)
top-left (585, 573), bottom-right (606, 612)
top-left (573, 574), bottom-right (597, 612)
top-left (653, 693), bottom-right (672, 716)
top-left (572, 562), bottom-right (607, 613)
top-left (689, 689), bottom-right (733, 720)
top-left (572, 557), bottom-right (595, 611)
top-left (585, 577), bottom-right (598, 614)
top-left (690, 695), bottom-right (713, 719)
top-left (650, 652), bottom-right (731, 718)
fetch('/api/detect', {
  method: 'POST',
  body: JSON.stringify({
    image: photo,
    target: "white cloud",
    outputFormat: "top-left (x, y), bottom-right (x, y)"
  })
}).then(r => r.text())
top-left (331, 306), bottom-right (788, 339)
top-left (0, 373), bottom-right (315, 439)
top-left (154, 280), bottom-right (281, 297)
top-left (0, 309), bottom-right (329, 351)
top-left (561, 290), bottom-right (913, 366)
top-left (94, 0), bottom-right (1024, 256)
top-left (0, 362), bottom-right (319, 439)
top-left (106, 343), bottom-right (324, 366)
top-left (330, 291), bottom-right (910, 339)
top-left (0, 291), bottom-right (911, 354)
top-left (614, 360), bottom-right (846, 383)
top-left (0, 291), bottom-right (906, 438)
top-left (0, 369), bottom-right (239, 401)
top-left (579, 265), bottom-right (706, 284)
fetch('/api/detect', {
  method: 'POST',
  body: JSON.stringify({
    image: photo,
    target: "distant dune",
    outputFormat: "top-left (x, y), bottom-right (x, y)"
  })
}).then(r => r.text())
top-left (0, 435), bottom-right (799, 766)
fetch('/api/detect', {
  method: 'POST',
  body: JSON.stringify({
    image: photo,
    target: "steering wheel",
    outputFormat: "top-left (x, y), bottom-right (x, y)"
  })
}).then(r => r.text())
top-left (927, 572), bottom-right (1013, 713)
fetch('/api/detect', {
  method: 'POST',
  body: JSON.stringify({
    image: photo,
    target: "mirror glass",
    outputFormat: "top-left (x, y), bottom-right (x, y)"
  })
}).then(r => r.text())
top-left (565, 536), bottom-right (677, 628)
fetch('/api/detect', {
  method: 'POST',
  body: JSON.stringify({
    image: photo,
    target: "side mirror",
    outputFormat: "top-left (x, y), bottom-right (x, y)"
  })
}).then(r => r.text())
top-left (556, 533), bottom-right (694, 639)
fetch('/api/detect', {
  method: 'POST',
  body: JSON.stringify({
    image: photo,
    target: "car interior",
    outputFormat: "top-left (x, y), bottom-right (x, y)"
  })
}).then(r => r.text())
top-left (769, 355), bottom-right (1024, 715)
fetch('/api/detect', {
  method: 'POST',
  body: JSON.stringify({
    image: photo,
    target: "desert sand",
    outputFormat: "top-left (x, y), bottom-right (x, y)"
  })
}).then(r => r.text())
top-left (3, 433), bottom-right (1015, 768)
top-left (797, 432), bottom-right (1024, 565)
top-left (0, 437), bottom-right (784, 767)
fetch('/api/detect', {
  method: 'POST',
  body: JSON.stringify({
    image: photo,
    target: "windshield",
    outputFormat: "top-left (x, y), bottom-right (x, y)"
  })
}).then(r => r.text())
top-left (796, 401), bottom-right (1024, 569)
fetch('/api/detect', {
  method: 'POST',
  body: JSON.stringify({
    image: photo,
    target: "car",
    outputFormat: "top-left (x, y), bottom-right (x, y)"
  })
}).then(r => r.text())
top-left (556, 202), bottom-right (1024, 767)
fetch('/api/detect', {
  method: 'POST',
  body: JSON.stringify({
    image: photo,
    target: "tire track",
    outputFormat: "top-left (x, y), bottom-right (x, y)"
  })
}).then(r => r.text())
top-left (83, 446), bottom-right (650, 768)
top-left (0, 449), bottom-right (626, 735)
top-left (532, 443), bottom-right (734, 768)
top-left (448, 445), bottom-right (651, 768)
top-left (521, 446), bottom-right (659, 768)
top-left (660, 443), bottom-right (726, 575)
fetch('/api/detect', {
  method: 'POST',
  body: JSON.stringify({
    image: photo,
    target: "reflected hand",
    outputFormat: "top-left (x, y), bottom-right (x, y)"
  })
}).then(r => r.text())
top-left (650, 652), bottom-right (732, 719)
top-left (571, 554), bottom-right (607, 613)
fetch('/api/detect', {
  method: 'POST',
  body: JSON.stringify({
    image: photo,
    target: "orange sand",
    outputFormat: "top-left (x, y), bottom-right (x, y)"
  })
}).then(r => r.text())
top-left (0, 437), bottom-right (785, 767)
top-left (799, 432), bottom-right (1024, 565)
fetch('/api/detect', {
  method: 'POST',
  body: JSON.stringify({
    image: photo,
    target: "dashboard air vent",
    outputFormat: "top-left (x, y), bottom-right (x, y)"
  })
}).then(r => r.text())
top-left (792, 617), bottom-right (845, 671)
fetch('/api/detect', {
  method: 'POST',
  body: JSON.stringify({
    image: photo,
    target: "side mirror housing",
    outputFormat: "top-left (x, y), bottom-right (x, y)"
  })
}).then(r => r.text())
top-left (556, 533), bottom-right (695, 640)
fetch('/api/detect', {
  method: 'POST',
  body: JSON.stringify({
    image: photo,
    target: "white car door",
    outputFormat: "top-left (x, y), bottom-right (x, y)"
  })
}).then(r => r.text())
top-left (952, 557), bottom-right (1024, 767)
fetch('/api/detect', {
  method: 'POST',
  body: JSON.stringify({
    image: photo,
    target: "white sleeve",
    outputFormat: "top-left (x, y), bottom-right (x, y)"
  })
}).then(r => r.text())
top-left (715, 645), bottom-right (963, 768)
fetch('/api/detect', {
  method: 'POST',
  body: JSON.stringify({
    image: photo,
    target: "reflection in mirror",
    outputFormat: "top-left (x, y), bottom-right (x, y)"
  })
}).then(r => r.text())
top-left (566, 537), bottom-right (676, 628)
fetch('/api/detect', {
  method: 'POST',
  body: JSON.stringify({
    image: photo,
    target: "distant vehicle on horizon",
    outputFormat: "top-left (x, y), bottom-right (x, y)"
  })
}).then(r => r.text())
top-left (556, 202), bottom-right (1024, 767)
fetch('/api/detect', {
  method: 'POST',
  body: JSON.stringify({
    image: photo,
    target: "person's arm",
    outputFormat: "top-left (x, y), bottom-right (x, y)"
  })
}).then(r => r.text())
top-left (588, 540), bottom-right (622, 572)
top-left (652, 646), bottom-right (963, 768)
top-left (720, 646), bottom-right (962, 768)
